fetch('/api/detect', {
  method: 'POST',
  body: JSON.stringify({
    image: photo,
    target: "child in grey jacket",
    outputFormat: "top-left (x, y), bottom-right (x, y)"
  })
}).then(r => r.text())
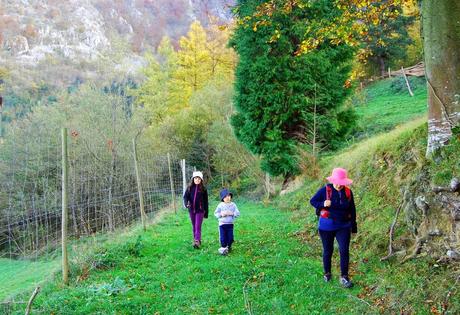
top-left (214, 188), bottom-right (240, 255)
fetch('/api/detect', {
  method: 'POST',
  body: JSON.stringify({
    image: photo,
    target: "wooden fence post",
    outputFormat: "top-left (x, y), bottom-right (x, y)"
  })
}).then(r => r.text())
top-left (167, 153), bottom-right (177, 214)
top-left (401, 66), bottom-right (414, 97)
top-left (132, 139), bottom-right (146, 231)
top-left (61, 128), bottom-right (69, 285)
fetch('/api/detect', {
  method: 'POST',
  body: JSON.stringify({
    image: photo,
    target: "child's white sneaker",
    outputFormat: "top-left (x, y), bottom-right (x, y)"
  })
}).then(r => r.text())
top-left (218, 247), bottom-right (228, 255)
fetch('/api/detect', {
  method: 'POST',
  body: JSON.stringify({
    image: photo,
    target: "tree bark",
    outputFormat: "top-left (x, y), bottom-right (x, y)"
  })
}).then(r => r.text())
top-left (423, 0), bottom-right (460, 155)
top-left (378, 56), bottom-right (386, 78)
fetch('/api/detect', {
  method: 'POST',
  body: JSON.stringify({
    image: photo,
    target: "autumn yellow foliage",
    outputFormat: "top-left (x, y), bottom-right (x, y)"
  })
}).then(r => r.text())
top-left (135, 20), bottom-right (236, 122)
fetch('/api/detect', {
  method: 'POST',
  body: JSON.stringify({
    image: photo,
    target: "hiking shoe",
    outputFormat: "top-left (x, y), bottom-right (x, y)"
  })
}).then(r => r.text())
top-left (323, 273), bottom-right (332, 282)
top-left (340, 276), bottom-right (353, 288)
top-left (218, 247), bottom-right (228, 255)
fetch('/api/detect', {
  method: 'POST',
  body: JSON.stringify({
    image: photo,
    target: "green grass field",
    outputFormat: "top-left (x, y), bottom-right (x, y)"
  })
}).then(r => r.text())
top-left (4, 202), bottom-right (376, 314)
top-left (0, 258), bottom-right (60, 301)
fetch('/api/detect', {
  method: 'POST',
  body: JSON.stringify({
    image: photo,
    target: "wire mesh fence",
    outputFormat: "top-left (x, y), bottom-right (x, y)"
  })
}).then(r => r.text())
top-left (0, 129), bottom-right (193, 302)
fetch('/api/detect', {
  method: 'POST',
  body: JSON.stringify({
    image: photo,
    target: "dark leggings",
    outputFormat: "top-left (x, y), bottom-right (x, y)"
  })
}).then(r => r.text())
top-left (318, 228), bottom-right (351, 276)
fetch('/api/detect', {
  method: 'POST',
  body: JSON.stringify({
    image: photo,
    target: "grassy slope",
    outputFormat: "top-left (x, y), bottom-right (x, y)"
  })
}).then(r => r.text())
top-left (282, 118), bottom-right (460, 313)
top-left (352, 76), bottom-right (427, 139)
top-left (5, 202), bottom-right (374, 314)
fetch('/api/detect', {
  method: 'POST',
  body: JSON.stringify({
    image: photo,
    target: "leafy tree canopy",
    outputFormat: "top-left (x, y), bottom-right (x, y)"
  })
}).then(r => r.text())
top-left (236, 0), bottom-right (417, 58)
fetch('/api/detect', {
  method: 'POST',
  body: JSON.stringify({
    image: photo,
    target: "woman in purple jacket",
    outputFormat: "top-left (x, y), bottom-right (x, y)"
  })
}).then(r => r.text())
top-left (310, 168), bottom-right (357, 288)
top-left (183, 171), bottom-right (209, 249)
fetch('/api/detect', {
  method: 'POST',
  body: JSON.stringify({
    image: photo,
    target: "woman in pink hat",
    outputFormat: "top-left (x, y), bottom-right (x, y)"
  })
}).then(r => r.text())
top-left (310, 168), bottom-right (357, 288)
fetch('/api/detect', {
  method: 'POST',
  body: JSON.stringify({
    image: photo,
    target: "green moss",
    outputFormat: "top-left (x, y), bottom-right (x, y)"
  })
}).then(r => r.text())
top-left (429, 135), bottom-right (460, 185)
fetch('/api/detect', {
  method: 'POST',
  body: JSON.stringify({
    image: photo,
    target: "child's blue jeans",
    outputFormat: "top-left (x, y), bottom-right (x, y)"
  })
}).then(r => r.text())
top-left (219, 224), bottom-right (234, 248)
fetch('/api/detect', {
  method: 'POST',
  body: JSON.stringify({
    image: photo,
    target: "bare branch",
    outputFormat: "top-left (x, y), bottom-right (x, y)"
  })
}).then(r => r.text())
top-left (25, 286), bottom-right (40, 315)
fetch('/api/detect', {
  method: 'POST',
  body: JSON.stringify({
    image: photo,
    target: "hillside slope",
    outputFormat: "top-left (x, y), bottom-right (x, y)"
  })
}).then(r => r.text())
top-left (282, 116), bottom-right (460, 313)
top-left (352, 76), bottom-right (427, 139)
top-left (0, 0), bottom-right (234, 88)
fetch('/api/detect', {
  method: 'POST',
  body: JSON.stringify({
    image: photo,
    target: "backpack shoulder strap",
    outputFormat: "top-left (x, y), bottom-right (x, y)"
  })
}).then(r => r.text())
top-left (344, 186), bottom-right (351, 201)
top-left (325, 184), bottom-right (332, 201)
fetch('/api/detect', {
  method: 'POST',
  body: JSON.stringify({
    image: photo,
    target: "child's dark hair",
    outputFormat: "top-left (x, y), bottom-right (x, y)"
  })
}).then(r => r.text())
top-left (187, 178), bottom-right (206, 192)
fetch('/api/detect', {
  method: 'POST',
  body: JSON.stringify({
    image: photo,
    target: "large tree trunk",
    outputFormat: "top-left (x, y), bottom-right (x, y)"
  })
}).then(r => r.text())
top-left (423, 1), bottom-right (460, 156)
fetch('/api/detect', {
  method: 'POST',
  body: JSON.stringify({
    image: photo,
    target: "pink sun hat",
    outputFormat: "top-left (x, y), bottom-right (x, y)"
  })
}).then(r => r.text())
top-left (326, 168), bottom-right (353, 186)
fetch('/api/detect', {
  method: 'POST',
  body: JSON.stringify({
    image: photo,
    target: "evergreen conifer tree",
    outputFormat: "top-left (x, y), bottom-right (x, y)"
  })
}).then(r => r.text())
top-left (230, 0), bottom-right (356, 178)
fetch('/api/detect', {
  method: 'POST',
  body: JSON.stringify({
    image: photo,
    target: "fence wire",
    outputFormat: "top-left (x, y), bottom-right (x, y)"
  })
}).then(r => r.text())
top-left (0, 132), bottom-right (193, 302)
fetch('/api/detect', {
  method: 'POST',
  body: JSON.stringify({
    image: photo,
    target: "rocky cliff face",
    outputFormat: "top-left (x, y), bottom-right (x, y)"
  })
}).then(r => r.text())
top-left (2, 0), bottom-right (110, 64)
top-left (0, 0), bottom-right (234, 83)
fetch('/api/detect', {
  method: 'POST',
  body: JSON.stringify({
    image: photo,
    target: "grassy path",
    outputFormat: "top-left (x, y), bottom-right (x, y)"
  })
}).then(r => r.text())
top-left (7, 201), bottom-right (371, 314)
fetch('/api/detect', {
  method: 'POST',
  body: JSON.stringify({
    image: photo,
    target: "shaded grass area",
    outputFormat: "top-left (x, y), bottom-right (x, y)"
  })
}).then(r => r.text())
top-left (0, 258), bottom-right (60, 301)
top-left (4, 202), bottom-right (375, 314)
